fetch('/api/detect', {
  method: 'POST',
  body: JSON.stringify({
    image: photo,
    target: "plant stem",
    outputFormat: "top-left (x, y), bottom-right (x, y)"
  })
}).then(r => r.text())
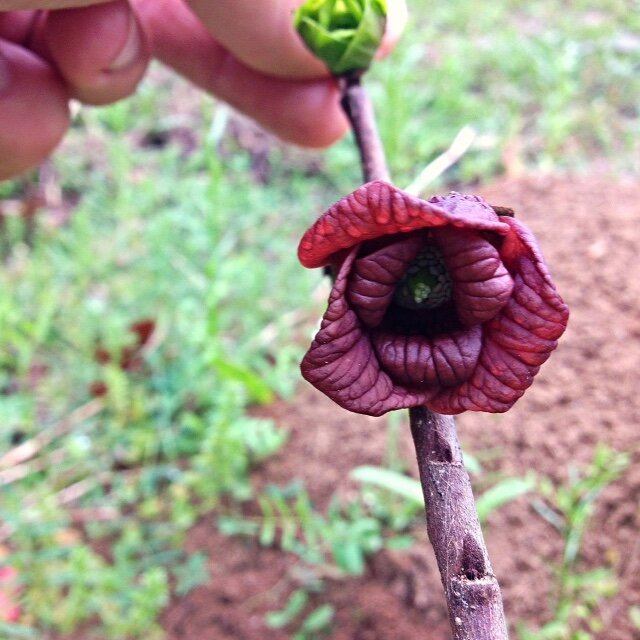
top-left (339, 71), bottom-right (390, 183)
top-left (409, 407), bottom-right (509, 639)
top-left (337, 72), bottom-right (509, 639)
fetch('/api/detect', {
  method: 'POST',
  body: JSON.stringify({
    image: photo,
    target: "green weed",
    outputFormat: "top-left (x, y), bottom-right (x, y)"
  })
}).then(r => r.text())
top-left (0, 99), bottom-right (318, 636)
top-left (219, 449), bottom-right (533, 638)
top-left (519, 445), bottom-right (630, 639)
top-left (266, 589), bottom-right (335, 640)
top-left (351, 464), bottom-right (536, 526)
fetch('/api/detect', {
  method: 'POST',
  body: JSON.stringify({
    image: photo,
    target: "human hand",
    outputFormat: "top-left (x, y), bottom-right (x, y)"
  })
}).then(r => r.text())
top-left (0, 0), bottom-right (407, 180)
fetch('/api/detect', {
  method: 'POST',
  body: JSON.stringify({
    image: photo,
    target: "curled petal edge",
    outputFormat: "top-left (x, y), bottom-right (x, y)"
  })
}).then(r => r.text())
top-left (432, 226), bottom-right (514, 326)
top-left (347, 232), bottom-right (425, 328)
top-left (301, 247), bottom-right (435, 417)
top-left (298, 181), bottom-right (510, 269)
top-left (428, 217), bottom-right (569, 414)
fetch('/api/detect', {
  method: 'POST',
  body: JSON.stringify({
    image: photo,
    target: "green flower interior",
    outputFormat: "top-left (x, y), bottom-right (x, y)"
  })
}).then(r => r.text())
top-left (394, 244), bottom-right (453, 310)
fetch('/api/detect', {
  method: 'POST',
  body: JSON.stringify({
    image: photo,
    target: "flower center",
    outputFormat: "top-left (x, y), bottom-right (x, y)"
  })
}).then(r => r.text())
top-left (393, 244), bottom-right (452, 310)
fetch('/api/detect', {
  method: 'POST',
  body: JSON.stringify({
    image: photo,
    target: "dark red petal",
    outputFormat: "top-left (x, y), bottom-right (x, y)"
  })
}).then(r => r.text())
top-left (301, 248), bottom-right (433, 416)
top-left (429, 192), bottom-right (504, 223)
top-left (432, 227), bottom-right (514, 326)
top-left (347, 233), bottom-right (425, 327)
top-left (298, 182), bottom-right (510, 268)
top-left (428, 218), bottom-right (569, 414)
top-left (372, 325), bottom-right (482, 388)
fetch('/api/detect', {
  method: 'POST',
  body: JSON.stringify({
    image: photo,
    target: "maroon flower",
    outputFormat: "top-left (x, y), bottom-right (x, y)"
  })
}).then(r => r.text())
top-left (298, 181), bottom-right (569, 416)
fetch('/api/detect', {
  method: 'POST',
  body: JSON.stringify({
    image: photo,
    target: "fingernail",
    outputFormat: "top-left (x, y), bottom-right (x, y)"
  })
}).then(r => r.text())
top-left (108, 14), bottom-right (143, 72)
top-left (0, 52), bottom-right (11, 94)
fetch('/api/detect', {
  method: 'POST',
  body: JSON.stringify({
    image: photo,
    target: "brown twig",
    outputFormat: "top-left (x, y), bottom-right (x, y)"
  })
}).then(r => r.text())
top-left (337, 71), bottom-right (509, 638)
top-left (339, 71), bottom-right (390, 184)
top-left (410, 407), bottom-right (508, 639)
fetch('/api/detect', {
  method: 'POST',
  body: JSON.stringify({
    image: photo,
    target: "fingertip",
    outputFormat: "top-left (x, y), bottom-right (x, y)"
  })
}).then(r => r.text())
top-left (0, 39), bottom-right (69, 181)
top-left (184, 0), bottom-right (328, 79)
top-left (279, 84), bottom-right (350, 148)
top-left (40, 0), bottom-right (150, 105)
top-left (141, 0), bottom-right (348, 149)
top-left (214, 56), bottom-right (349, 148)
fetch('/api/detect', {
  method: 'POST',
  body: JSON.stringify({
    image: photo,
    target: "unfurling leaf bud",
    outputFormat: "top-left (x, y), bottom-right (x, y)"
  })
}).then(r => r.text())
top-left (294, 0), bottom-right (387, 75)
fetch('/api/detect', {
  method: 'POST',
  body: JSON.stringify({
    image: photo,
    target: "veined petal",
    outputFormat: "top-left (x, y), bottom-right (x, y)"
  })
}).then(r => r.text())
top-left (428, 218), bottom-right (569, 414)
top-left (347, 232), bottom-right (425, 327)
top-left (298, 182), bottom-right (510, 269)
top-left (372, 325), bottom-right (482, 388)
top-left (300, 247), bottom-right (434, 416)
top-left (432, 226), bottom-right (514, 326)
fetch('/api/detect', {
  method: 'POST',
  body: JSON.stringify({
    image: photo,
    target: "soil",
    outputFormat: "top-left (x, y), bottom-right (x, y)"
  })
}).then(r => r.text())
top-left (162, 172), bottom-right (640, 640)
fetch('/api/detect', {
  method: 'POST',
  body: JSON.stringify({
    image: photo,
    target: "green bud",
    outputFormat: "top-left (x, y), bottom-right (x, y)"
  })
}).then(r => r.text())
top-left (294, 0), bottom-right (387, 75)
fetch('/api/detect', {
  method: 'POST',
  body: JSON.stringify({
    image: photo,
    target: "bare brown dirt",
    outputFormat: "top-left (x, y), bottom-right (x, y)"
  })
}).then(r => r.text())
top-left (163, 173), bottom-right (640, 640)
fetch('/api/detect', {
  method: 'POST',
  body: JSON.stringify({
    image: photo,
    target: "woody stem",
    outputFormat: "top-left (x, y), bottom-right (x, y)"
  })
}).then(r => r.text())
top-left (409, 407), bottom-right (509, 639)
top-left (339, 71), bottom-right (390, 183)
top-left (338, 74), bottom-right (509, 639)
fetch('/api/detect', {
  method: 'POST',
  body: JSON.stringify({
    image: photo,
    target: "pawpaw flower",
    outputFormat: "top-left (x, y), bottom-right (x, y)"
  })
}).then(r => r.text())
top-left (298, 181), bottom-right (569, 416)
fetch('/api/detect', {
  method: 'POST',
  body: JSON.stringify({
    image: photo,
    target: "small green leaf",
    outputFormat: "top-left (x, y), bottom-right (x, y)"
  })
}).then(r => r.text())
top-left (174, 552), bottom-right (210, 597)
top-left (294, 0), bottom-right (387, 75)
top-left (351, 465), bottom-right (423, 504)
top-left (240, 419), bottom-right (287, 461)
top-left (332, 540), bottom-right (365, 574)
top-left (217, 516), bottom-right (259, 537)
top-left (476, 475), bottom-right (536, 523)
top-left (212, 357), bottom-right (273, 404)
top-left (385, 535), bottom-right (415, 550)
top-left (462, 451), bottom-right (483, 475)
top-left (257, 495), bottom-right (276, 546)
top-left (265, 589), bottom-right (309, 629)
top-left (300, 604), bottom-right (335, 632)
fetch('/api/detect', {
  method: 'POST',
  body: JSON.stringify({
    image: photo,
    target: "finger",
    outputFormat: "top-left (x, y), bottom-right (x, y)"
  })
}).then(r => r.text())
top-left (184, 0), bottom-right (326, 79)
top-left (135, 0), bottom-right (348, 148)
top-left (184, 0), bottom-right (407, 79)
top-left (210, 54), bottom-right (349, 148)
top-left (0, 11), bottom-right (38, 43)
top-left (0, 1), bottom-right (111, 10)
top-left (33, 0), bottom-right (150, 105)
top-left (0, 38), bottom-right (70, 180)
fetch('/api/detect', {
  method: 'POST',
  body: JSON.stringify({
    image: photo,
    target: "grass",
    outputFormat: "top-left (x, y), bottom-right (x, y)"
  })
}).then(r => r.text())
top-left (1, 96), bottom-right (324, 636)
top-left (367, 0), bottom-right (640, 185)
top-left (1, 0), bottom-right (638, 637)
top-left (519, 446), bottom-right (630, 639)
top-left (218, 454), bottom-right (533, 638)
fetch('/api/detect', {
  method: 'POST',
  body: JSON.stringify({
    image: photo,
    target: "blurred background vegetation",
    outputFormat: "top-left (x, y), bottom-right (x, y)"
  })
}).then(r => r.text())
top-left (0, 0), bottom-right (638, 637)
